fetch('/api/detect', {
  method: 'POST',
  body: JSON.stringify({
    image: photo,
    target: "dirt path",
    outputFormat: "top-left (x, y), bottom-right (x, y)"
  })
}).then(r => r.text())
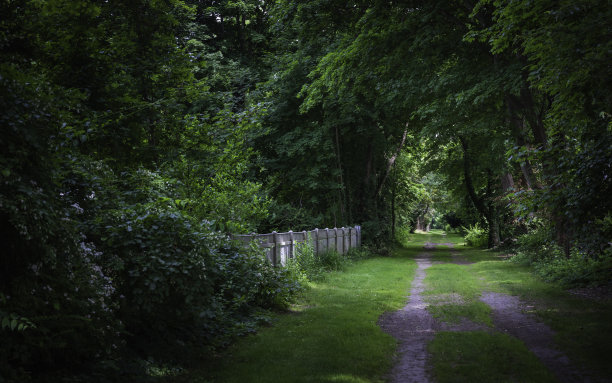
top-left (481, 292), bottom-right (590, 383)
top-left (378, 254), bottom-right (435, 383)
top-left (378, 250), bottom-right (487, 383)
top-left (379, 246), bottom-right (586, 383)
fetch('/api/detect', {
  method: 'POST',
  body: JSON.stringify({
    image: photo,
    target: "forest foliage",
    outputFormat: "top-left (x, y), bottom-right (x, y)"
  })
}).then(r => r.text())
top-left (1, 0), bottom-right (610, 381)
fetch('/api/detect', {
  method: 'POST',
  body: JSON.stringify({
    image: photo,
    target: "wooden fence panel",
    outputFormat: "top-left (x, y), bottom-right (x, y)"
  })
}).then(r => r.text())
top-left (232, 225), bottom-right (361, 266)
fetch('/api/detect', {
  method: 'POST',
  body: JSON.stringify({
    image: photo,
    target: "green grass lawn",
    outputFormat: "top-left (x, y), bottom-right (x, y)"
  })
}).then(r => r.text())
top-left (163, 231), bottom-right (612, 383)
top-left (420, 233), bottom-right (612, 382)
top-left (473, 260), bottom-right (612, 381)
top-left (429, 331), bottom-right (557, 383)
top-left (170, 247), bottom-right (418, 383)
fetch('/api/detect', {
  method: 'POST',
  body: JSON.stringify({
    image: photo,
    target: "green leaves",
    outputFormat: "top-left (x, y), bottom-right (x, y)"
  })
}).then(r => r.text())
top-left (0, 312), bottom-right (35, 332)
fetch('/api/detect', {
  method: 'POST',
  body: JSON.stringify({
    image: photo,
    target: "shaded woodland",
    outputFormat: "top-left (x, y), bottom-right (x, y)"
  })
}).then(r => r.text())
top-left (1, 0), bottom-right (610, 381)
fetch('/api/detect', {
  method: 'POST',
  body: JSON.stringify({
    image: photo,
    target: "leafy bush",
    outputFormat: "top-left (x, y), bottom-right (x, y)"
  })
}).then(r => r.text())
top-left (1, 155), bottom-right (302, 381)
top-left (444, 224), bottom-right (461, 234)
top-left (79, 168), bottom-right (302, 357)
top-left (463, 224), bottom-right (488, 248)
top-left (346, 245), bottom-right (373, 260)
top-left (532, 250), bottom-right (612, 287)
top-left (395, 226), bottom-right (414, 246)
top-left (511, 226), bottom-right (612, 287)
top-left (287, 240), bottom-right (349, 281)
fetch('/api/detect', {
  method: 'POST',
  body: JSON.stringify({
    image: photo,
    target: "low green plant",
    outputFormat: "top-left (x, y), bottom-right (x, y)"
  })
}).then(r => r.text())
top-left (346, 245), bottom-right (372, 260)
top-left (287, 239), bottom-right (349, 281)
top-left (463, 224), bottom-right (488, 247)
top-left (511, 225), bottom-right (612, 287)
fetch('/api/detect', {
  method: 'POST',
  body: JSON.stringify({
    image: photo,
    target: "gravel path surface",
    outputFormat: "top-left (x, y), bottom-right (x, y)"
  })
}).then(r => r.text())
top-left (379, 245), bottom-right (591, 383)
top-left (481, 292), bottom-right (591, 383)
top-left (378, 250), bottom-right (489, 383)
top-left (378, 254), bottom-right (435, 383)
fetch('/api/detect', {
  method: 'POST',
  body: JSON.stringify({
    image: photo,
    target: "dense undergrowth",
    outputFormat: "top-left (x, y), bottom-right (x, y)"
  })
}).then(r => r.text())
top-left (1, 152), bottom-right (300, 381)
top-left (509, 225), bottom-right (612, 287)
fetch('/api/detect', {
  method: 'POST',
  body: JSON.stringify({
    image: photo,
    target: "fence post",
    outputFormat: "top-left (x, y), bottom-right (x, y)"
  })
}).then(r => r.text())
top-left (301, 230), bottom-right (307, 258)
top-left (344, 227), bottom-right (348, 254)
top-left (272, 231), bottom-right (278, 266)
top-left (232, 226), bottom-right (361, 265)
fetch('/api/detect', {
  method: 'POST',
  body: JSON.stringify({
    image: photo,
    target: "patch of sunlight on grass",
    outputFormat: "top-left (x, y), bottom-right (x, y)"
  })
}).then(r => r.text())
top-left (424, 263), bottom-right (492, 325)
top-left (428, 302), bottom-right (492, 326)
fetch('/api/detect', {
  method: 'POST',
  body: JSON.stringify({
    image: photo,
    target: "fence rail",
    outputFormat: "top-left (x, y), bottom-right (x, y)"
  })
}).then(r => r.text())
top-left (232, 226), bottom-right (362, 266)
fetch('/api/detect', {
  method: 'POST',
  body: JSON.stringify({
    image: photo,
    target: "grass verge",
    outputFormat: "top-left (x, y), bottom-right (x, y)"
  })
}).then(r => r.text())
top-left (429, 331), bottom-right (556, 383)
top-left (473, 260), bottom-right (612, 380)
top-left (168, 249), bottom-right (417, 383)
top-left (425, 232), bottom-right (612, 382)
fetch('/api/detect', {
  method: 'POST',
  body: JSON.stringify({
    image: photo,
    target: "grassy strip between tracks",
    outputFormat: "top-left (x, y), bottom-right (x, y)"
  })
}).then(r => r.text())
top-left (423, 232), bottom-right (612, 382)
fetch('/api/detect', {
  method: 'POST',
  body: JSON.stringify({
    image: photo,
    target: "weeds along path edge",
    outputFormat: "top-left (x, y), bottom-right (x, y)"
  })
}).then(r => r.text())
top-left (190, 253), bottom-right (418, 383)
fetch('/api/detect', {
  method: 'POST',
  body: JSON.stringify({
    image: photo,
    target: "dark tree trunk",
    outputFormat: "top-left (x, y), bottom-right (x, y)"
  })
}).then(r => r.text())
top-left (506, 95), bottom-right (540, 189)
top-left (501, 172), bottom-right (514, 192)
top-left (488, 214), bottom-right (500, 248)
top-left (486, 171), bottom-right (501, 247)
top-left (334, 125), bottom-right (346, 225)
top-left (460, 137), bottom-right (487, 216)
top-left (460, 137), bottom-right (500, 248)
top-left (391, 167), bottom-right (396, 239)
top-left (376, 124), bottom-right (408, 197)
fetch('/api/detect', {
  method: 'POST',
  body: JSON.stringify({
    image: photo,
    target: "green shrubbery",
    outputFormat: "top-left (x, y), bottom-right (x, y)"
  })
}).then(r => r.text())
top-left (286, 239), bottom-right (370, 282)
top-left (0, 159), bottom-right (301, 381)
top-left (510, 225), bottom-right (612, 287)
top-left (463, 224), bottom-right (488, 248)
top-left (395, 226), bottom-right (415, 246)
top-left (287, 241), bottom-right (346, 282)
top-left (444, 224), bottom-right (462, 234)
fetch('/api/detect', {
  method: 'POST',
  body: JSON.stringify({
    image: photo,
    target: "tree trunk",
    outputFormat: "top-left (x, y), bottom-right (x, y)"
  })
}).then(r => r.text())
top-left (461, 137), bottom-right (501, 248)
top-left (391, 166), bottom-right (396, 239)
top-left (501, 172), bottom-right (514, 193)
top-left (506, 95), bottom-right (540, 189)
top-left (486, 171), bottom-right (501, 248)
top-left (460, 137), bottom-right (488, 217)
top-left (488, 214), bottom-right (500, 248)
top-left (334, 125), bottom-right (347, 225)
top-left (376, 123), bottom-right (408, 196)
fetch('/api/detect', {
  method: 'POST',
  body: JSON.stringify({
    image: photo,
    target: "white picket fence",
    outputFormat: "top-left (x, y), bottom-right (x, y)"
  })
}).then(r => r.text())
top-left (232, 226), bottom-right (362, 266)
